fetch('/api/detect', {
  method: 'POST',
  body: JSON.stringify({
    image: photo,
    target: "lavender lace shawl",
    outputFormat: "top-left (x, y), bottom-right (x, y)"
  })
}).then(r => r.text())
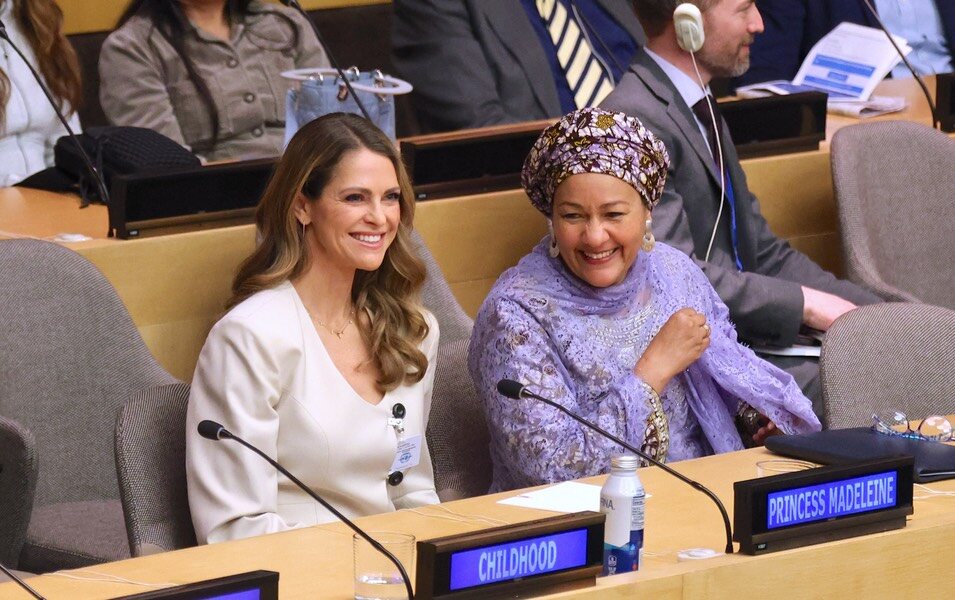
top-left (468, 239), bottom-right (821, 492)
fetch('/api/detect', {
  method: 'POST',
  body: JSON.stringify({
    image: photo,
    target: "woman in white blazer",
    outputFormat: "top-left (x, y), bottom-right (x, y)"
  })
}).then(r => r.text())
top-left (0, 0), bottom-right (83, 187)
top-left (186, 112), bottom-right (440, 544)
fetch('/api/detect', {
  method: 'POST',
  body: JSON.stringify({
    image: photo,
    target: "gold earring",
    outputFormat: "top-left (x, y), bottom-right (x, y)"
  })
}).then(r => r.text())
top-left (642, 218), bottom-right (655, 252)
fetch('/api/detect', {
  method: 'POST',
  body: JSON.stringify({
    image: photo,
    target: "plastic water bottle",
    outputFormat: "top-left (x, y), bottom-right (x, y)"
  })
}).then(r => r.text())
top-left (600, 453), bottom-right (645, 575)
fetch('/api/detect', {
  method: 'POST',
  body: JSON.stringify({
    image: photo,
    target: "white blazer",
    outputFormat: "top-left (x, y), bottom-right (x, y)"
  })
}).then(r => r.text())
top-left (186, 281), bottom-right (440, 544)
top-left (0, 1), bottom-right (80, 187)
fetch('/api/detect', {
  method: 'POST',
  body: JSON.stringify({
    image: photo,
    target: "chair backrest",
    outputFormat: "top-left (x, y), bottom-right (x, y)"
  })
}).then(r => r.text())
top-left (820, 303), bottom-right (955, 430)
top-left (427, 339), bottom-right (493, 500)
top-left (831, 121), bottom-right (955, 308)
top-left (410, 232), bottom-right (492, 500)
top-left (115, 382), bottom-right (196, 557)
top-left (0, 416), bottom-right (37, 567)
top-left (0, 239), bottom-right (175, 506)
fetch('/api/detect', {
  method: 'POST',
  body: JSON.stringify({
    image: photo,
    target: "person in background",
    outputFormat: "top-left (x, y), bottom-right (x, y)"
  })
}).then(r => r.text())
top-left (187, 113), bottom-right (439, 543)
top-left (601, 0), bottom-right (883, 416)
top-left (391, 0), bottom-right (645, 133)
top-left (735, 0), bottom-right (954, 87)
top-left (468, 108), bottom-right (820, 492)
top-left (99, 0), bottom-right (329, 163)
top-left (0, 0), bottom-right (82, 187)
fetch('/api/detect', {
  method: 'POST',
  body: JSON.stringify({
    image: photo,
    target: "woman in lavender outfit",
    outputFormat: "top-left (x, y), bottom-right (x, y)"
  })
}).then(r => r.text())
top-left (468, 108), bottom-right (820, 492)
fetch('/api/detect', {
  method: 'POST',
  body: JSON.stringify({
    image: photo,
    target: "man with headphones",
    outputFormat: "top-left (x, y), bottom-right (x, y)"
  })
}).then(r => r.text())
top-left (602, 0), bottom-right (882, 417)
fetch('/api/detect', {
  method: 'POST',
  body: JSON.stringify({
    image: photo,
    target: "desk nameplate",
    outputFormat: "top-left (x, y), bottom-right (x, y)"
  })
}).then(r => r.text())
top-left (415, 511), bottom-right (604, 600)
top-left (734, 456), bottom-right (914, 554)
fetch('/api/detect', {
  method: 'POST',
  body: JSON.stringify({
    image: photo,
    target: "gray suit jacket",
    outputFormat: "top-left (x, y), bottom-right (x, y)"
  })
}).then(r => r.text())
top-left (602, 49), bottom-right (881, 347)
top-left (392, 0), bottom-right (644, 133)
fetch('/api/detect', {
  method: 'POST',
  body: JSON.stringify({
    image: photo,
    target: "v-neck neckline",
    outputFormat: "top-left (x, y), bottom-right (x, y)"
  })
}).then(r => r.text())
top-left (286, 282), bottom-right (390, 410)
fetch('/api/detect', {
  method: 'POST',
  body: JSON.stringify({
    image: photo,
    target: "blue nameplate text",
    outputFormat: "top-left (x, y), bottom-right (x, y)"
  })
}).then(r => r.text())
top-left (766, 470), bottom-right (898, 530)
top-left (733, 457), bottom-right (913, 555)
top-left (448, 528), bottom-right (589, 591)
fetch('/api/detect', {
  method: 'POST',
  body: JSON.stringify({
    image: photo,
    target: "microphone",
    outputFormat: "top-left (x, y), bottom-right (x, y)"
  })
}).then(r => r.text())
top-left (496, 379), bottom-right (735, 554)
top-left (196, 420), bottom-right (414, 599)
top-left (0, 562), bottom-right (46, 600)
top-left (859, 0), bottom-right (940, 129)
top-left (0, 19), bottom-right (110, 207)
top-left (277, 0), bottom-right (372, 122)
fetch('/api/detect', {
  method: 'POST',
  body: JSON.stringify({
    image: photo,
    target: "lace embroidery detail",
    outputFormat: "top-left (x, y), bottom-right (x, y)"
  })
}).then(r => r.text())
top-left (639, 379), bottom-right (669, 464)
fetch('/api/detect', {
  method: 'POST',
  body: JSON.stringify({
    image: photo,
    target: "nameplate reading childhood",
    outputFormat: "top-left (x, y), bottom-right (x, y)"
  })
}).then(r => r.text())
top-left (449, 528), bottom-right (589, 591)
top-left (766, 471), bottom-right (897, 530)
top-left (734, 457), bottom-right (914, 555)
top-left (415, 512), bottom-right (604, 600)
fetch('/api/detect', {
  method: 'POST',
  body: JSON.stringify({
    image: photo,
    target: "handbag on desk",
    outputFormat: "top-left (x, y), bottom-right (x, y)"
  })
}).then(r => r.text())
top-left (766, 427), bottom-right (955, 483)
top-left (53, 127), bottom-right (200, 206)
top-left (282, 67), bottom-right (412, 142)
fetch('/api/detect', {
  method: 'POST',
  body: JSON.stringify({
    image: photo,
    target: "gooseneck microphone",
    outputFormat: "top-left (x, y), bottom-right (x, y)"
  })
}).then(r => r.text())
top-left (276, 0), bottom-right (372, 122)
top-left (0, 562), bottom-right (46, 600)
top-left (197, 420), bottom-right (414, 599)
top-left (0, 19), bottom-right (110, 206)
top-left (496, 379), bottom-right (735, 554)
top-left (860, 0), bottom-right (940, 130)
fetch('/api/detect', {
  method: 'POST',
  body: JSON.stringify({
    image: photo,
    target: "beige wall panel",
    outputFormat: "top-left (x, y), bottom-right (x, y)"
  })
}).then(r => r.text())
top-left (742, 150), bottom-right (837, 240)
top-left (787, 233), bottom-right (844, 278)
top-left (415, 189), bottom-right (548, 286)
top-left (78, 225), bottom-right (255, 380)
top-left (448, 279), bottom-right (498, 318)
top-left (59, 0), bottom-right (390, 34)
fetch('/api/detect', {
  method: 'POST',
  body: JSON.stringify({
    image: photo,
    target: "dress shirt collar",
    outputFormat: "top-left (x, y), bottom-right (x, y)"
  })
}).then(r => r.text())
top-left (644, 47), bottom-right (710, 109)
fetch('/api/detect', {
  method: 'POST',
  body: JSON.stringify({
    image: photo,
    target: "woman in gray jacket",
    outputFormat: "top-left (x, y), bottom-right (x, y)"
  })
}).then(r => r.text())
top-left (99, 0), bottom-right (329, 162)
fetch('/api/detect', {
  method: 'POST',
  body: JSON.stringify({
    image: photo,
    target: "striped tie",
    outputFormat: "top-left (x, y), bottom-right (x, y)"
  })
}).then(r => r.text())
top-left (536, 0), bottom-right (615, 109)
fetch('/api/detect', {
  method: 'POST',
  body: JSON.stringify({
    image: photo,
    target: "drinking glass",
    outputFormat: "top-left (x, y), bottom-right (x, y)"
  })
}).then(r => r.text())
top-left (353, 532), bottom-right (415, 600)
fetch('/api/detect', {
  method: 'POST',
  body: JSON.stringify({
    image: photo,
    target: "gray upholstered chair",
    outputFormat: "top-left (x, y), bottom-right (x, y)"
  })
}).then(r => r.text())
top-left (820, 303), bottom-right (955, 430)
top-left (0, 239), bottom-right (177, 572)
top-left (0, 416), bottom-right (37, 569)
top-left (412, 232), bottom-right (493, 500)
top-left (114, 382), bottom-right (196, 557)
top-left (831, 121), bottom-right (955, 308)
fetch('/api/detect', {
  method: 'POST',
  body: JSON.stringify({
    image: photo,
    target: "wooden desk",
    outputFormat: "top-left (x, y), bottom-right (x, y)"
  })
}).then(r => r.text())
top-left (3, 446), bottom-right (953, 599)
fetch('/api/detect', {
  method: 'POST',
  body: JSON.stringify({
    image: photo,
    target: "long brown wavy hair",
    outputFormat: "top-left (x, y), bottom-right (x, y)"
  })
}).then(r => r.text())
top-left (231, 113), bottom-right (430, 391)
top-left (0, 0), bottom-right (83, 130)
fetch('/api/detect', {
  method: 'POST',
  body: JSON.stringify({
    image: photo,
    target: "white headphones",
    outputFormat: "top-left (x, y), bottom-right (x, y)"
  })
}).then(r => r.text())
top-left (674, 3), bottom-right (705, 53)
top-left (673, 2), bottom-right (728, 264)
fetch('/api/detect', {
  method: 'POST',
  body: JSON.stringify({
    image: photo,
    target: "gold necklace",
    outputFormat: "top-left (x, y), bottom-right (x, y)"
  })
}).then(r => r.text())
top-left (308, 308), bottom-right (355, 339)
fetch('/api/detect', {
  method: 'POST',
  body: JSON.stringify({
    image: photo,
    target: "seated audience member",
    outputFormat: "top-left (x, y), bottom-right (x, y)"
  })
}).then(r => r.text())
top-left (735, 0), bottom-right (954, 87)
top-left (99, 0), bottom-right (329, 162)
top-left (391, 0), bottom-right (645, 133)
top-left (186, 113), bottom-right (440, 544)
top-left (468, 108), bottom-right (820, 492)
top-left (601, 0), bottom-right (883, 414)
top-left (0, 0), bottom-right (82, 186)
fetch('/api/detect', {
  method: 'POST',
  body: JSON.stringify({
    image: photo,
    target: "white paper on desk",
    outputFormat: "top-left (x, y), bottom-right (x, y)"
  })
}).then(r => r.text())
top-left (752, 344), bottom-right (822, 358)
top-left (827, 95), bottom-right (907, 118)
top-left (793, 23), bottom-right (911, 101)
top-left (498, 482), bottom-right (602, 513)
top-left (735, 80), bottom-right (823, 98)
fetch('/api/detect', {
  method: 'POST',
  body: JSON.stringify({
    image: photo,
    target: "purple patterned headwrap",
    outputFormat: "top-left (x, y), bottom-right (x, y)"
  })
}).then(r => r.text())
top-left (521, 108), bottom-right (670, 216)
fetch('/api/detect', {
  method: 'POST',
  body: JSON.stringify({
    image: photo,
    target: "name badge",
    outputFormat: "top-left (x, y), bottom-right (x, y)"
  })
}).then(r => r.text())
top-left (391, 434), bottom-right (422, 472)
